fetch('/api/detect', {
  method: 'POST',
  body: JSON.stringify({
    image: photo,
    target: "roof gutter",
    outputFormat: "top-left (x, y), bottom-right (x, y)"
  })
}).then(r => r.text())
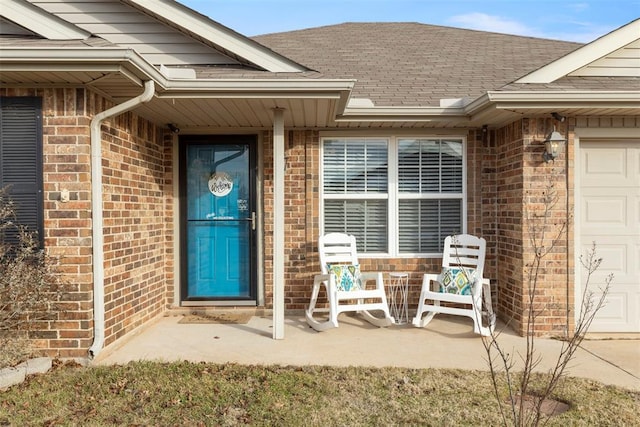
top-left (0, 47), bottom-right (168, 87)
top-left (464, 90), bottom-right (640, 126)
top-left (336, 106), bottom-right (469, 123)
top-left (335, 88), bottom-right (640, 126)
top-left (485, 90), bottom-right (640, 105)
top-left (88, 80), bottom-right (155, 359)
top-left (156, 79), bottom-right (354, 98)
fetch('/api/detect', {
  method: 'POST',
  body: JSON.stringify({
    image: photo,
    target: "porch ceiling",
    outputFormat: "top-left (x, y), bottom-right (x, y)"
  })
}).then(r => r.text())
top-left (135, 97), bottom-right (341, 129)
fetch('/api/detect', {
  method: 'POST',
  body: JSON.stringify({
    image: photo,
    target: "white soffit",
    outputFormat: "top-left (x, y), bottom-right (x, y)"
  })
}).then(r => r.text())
top-left (126, 0), bottom-right (307, 72)
top-left (2, 0), bottom-right (89, 40)
top-left (516, 19), bottom-right (640, 84)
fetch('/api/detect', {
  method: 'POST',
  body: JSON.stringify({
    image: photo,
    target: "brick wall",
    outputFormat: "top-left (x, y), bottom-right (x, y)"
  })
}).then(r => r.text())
top-left (477, 127), bottom-right (499, 305)
top-left (99, 98), bottom-right (169, 347)
top-left (161, 132), bottom-right (176, 307)
top-left (7, 86), bottom-right (625, 350)
top-left (493, 118), bottom-right (573, 336)
top-left (1, 88), bottom-right (170, 357)
top-left (493, 120), bottom-right (525, 333)
top-left (43, 89), bottom-right (95, 357)
top-left (260, 123), bottom-right (581, 337)
top-left (0, 87), bottom-right (95, 357)
top-left (262, 130), bottom-right (273, 307)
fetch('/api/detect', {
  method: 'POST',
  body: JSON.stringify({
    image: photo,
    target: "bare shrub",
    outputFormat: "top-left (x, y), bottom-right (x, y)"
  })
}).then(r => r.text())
top-left (477, 177), bottom-right (612, 426)
top-left (0, 187), bottom-right (62, 368)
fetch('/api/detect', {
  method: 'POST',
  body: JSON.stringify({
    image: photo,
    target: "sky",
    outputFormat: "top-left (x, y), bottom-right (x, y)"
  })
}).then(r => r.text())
top-left (179, 0), bottom-right (639, 43)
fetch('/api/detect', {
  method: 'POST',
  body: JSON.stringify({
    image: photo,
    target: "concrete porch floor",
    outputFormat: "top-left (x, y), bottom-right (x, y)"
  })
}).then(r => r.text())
top-left (93, 313), bottom-right (640, 391)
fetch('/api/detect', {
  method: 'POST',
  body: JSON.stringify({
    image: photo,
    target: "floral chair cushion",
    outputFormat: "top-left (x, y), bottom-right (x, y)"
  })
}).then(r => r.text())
top-left (438, 267), bottom-right (476, 295)
top-left (327, 264), bottom-right (362, 291)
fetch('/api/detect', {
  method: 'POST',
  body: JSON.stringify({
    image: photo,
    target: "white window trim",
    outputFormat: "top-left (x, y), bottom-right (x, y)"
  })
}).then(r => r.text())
top-left (319, 135), bottom-right (467, 258)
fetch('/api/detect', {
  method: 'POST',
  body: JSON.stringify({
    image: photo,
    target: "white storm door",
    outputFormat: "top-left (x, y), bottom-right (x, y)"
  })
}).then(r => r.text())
top-left (579, 140), bottom-right (640, 333)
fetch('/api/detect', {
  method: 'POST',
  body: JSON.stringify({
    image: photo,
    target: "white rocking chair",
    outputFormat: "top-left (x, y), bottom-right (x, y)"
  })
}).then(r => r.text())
top-left (412, 234), bottom-right (495, 336)
top-left (306, 233), bottom-right (394, 331)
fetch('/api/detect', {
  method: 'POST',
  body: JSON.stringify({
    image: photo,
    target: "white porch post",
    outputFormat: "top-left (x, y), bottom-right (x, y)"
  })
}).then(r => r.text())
top-left (272, 108), bottom-right (285, 339)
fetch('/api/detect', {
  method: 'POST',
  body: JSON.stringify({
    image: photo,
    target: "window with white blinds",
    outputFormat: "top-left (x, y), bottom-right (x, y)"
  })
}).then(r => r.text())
top-left (321, 137), bottom-right (465, 255)
top-left (322, 139), bottom-right (388, 252)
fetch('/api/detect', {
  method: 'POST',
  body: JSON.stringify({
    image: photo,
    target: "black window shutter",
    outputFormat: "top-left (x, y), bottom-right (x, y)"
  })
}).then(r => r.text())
top-left (0, 97), bottom-right (44, 248)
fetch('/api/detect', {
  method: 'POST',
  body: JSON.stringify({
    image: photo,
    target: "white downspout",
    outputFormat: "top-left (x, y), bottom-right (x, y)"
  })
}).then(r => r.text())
top-left (88, 80), bottom-right (155, 358)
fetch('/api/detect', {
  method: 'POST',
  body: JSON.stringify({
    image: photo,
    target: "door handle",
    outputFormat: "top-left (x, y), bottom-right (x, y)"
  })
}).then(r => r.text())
top-left (251, 211), bottom-right (256, 230)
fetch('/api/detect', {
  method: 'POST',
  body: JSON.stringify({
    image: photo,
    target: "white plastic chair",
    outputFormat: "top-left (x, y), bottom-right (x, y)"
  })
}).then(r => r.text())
top-left (305, 233), bottom-right (394, 331)
top-left (412, 234), bottom-right (495, 336)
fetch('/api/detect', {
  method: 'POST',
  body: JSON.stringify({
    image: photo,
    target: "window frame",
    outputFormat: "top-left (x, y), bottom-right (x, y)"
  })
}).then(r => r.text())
top-left (319, 134), bottom-right (467, 257)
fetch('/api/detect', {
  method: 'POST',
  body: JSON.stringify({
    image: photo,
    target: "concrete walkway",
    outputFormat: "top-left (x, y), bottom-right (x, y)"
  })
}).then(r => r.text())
top-left (94, 313), bottom-right (640, 391)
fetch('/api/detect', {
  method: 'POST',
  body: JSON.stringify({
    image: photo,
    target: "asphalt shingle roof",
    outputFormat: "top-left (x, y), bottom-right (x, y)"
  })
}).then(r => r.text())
top-left (253, 23), bottom-right (583, 106)
top-left (9, 22), bottom-right (633, 105)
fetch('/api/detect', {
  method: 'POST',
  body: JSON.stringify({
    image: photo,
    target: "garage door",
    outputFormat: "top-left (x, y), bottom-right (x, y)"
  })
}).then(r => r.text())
top-left (579, 140), bottom-right (639, 333)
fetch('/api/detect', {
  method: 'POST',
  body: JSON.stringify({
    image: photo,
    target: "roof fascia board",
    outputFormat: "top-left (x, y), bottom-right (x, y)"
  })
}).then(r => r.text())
top-left (2, 0), bottom-right (90, 40)
top-left (460, 90), bottom-right (640, 125)
top-left (516, 19), bottom-right (640, 84)
top-left (157, 80), bottom-right (353, 111)
top-left (125, 0), bottom-right (306, 72)
top-left (0, 46), bottom-right (145, 62)
top-left (157, 91), bottom-right (348, 99)
top-left (337, 106), bottom-right (469, 123)
top-left (466, 90), bottom-right (640, 120)
top-left (0, 63), bottom-right (144, 87)
top-left (344, 107), bottom-right (465, 115)
top-left (158, 79), bottom-right (355, 92)
top-left (487, 91), bottom-right (640, 103)
top-left (335, 116), bottom-right (471, 124)
top-left (463, 93), bottom-right (505, 124)
top-left (0, 46), bottom-right (166, 85)
top-left (463, 93), bottom-right (491, 115)
top-left (494, 101), bottom-right (640, 110)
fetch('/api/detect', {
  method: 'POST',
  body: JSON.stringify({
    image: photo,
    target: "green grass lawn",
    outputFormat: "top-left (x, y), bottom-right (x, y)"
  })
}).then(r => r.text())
top-left (1, 361), bottom-right (638, 426)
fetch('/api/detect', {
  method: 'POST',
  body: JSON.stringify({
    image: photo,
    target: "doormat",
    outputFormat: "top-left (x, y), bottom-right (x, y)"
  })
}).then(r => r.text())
top-left (178, 312), bottom-right (254, 324)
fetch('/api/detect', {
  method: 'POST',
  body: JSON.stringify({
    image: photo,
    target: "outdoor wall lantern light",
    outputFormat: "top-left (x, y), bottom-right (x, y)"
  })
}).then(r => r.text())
top-left (542, 126), bottom-right (566, 162)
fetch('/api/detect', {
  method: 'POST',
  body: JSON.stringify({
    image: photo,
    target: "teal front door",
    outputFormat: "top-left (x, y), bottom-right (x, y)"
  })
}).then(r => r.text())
top-left (180, 135), bottom-right (256, 301)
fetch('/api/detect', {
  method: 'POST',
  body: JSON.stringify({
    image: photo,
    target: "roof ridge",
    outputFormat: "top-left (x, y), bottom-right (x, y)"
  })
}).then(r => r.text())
top-left (255, 22), bottom-right (583, 46)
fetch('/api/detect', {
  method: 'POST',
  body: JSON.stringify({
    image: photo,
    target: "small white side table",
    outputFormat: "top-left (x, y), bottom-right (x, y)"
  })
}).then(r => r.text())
top-left (387, 272), bottom-right (409, 325)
